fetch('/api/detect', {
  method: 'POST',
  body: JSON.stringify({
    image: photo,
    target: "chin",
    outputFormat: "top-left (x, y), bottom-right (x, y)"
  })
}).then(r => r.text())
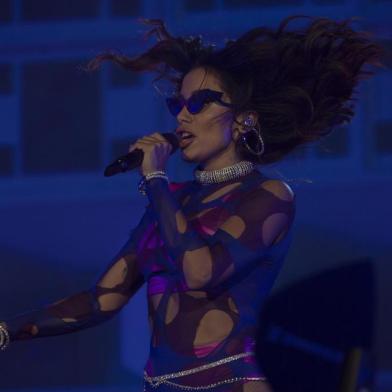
top-left (180, 153), bottom-right (195, 163)
top-left (180, 147), bottom-right (197, 160)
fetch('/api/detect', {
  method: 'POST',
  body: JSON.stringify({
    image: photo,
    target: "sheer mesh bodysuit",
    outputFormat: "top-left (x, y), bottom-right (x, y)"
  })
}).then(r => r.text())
top-left (2, 169), bottom-right (296, 391)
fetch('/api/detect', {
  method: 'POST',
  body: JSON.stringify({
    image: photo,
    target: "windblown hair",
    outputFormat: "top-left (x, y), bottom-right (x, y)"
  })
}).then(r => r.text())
top-left (88, 15), bottom-right (386, 165)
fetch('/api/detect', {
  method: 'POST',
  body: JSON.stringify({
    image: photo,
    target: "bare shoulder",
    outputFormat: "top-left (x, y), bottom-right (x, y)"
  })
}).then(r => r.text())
top-left (258, 178), bottom-right (295, 202)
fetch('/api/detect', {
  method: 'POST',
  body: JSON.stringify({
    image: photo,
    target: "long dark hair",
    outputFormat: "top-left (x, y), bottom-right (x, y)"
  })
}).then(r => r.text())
top-left (88, 15), bottom-right (386, 165)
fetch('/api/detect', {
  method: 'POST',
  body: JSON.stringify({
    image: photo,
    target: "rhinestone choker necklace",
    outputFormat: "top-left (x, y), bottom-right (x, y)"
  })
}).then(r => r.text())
top-left (194, 160), bottom-right (256, 185)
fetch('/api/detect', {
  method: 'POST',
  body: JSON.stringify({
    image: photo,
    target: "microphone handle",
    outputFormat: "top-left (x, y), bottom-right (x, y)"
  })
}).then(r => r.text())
top-left (104, 131), bottom-right (179, 177)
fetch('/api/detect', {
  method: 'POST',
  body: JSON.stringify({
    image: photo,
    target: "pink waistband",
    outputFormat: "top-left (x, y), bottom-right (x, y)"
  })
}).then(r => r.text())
top-left (194, 341), bottom-right (221, 358)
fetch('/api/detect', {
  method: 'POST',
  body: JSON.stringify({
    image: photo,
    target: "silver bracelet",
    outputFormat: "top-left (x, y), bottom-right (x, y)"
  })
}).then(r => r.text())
top-left (138, 171), bottom-right (169, 196)
top-left (0, 322), bottom-right (10, 351)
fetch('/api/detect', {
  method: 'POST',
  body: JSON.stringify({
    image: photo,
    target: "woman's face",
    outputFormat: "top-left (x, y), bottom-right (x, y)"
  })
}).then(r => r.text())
top-left (175, 67), bottom-right (242, 171)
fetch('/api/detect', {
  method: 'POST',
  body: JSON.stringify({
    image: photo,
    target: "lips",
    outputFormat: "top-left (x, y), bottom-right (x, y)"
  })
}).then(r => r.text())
top-left (179, 136), bottom-right (195, 149)
top-left (176, 129), bottom-right (195, 149)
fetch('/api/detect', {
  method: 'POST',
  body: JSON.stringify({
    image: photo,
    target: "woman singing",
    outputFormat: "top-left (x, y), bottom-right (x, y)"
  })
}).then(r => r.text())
top-left (0, 15), bottom-right (384, 391)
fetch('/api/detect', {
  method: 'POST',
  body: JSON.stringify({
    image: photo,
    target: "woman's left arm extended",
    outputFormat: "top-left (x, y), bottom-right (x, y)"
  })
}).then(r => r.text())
top-left (145, 177), bottom-right (296, 290)
top-left (0, 205), bottom-right (154, 343)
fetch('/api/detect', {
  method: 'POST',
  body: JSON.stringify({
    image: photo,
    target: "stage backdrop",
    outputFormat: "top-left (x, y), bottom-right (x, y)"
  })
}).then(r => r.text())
top-left (0, 1), bottom-right (391, 391)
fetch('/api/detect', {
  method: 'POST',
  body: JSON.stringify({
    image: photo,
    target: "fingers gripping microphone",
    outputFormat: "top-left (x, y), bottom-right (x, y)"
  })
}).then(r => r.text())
top-left (104, 132), bottom-right (179, 177)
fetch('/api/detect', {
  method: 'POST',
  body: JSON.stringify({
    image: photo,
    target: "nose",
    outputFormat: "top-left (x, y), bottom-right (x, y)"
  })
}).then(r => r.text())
top-left (176, 104), bottom-right (192, 124)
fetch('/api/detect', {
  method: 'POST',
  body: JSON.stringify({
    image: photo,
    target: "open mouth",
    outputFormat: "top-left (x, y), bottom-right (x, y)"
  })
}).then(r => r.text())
top-left (179, 135), bottom-right (195, 148)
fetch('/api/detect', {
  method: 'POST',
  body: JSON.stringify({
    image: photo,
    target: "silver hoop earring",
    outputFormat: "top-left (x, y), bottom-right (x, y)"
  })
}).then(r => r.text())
top-left (244, 117), bottom-right (255, 128)
top-left (241, 120), bottom-right (265, 156)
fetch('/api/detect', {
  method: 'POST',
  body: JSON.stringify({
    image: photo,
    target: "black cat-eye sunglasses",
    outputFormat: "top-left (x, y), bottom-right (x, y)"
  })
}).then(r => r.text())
top-left (166, 89), bottom-right (234, 116)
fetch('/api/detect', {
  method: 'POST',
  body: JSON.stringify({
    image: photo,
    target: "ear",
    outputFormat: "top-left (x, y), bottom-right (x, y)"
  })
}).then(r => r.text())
top-left (232, 111), bottom-right (259, 140)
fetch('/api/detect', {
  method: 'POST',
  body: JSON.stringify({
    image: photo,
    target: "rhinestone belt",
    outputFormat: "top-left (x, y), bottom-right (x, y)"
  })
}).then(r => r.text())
top-left (143, 351), bottom-right (266, 390)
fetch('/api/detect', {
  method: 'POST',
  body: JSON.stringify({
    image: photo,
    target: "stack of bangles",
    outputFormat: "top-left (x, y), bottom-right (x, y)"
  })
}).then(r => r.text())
top-left (138, 170), bottom-right (169, 196)
top-left (0, 322), bottom-right (10, 351)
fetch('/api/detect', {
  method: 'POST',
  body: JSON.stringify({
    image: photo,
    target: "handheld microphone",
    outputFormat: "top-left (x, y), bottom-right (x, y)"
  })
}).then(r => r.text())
top-left (104, 132), bottom-right (179, 177)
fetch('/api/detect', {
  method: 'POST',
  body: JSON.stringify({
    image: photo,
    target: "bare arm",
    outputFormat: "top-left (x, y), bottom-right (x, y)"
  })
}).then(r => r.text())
top-left (1, 205), bottom-right (154, 342)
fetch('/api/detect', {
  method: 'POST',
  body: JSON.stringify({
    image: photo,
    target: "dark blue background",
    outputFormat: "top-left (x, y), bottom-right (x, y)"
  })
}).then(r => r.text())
top-left (0, 1), bottom-right (391, 391)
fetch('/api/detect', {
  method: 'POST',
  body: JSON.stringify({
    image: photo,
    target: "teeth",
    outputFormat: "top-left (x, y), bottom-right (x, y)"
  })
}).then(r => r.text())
top-left (181, 132), bottom-right (193, 139)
